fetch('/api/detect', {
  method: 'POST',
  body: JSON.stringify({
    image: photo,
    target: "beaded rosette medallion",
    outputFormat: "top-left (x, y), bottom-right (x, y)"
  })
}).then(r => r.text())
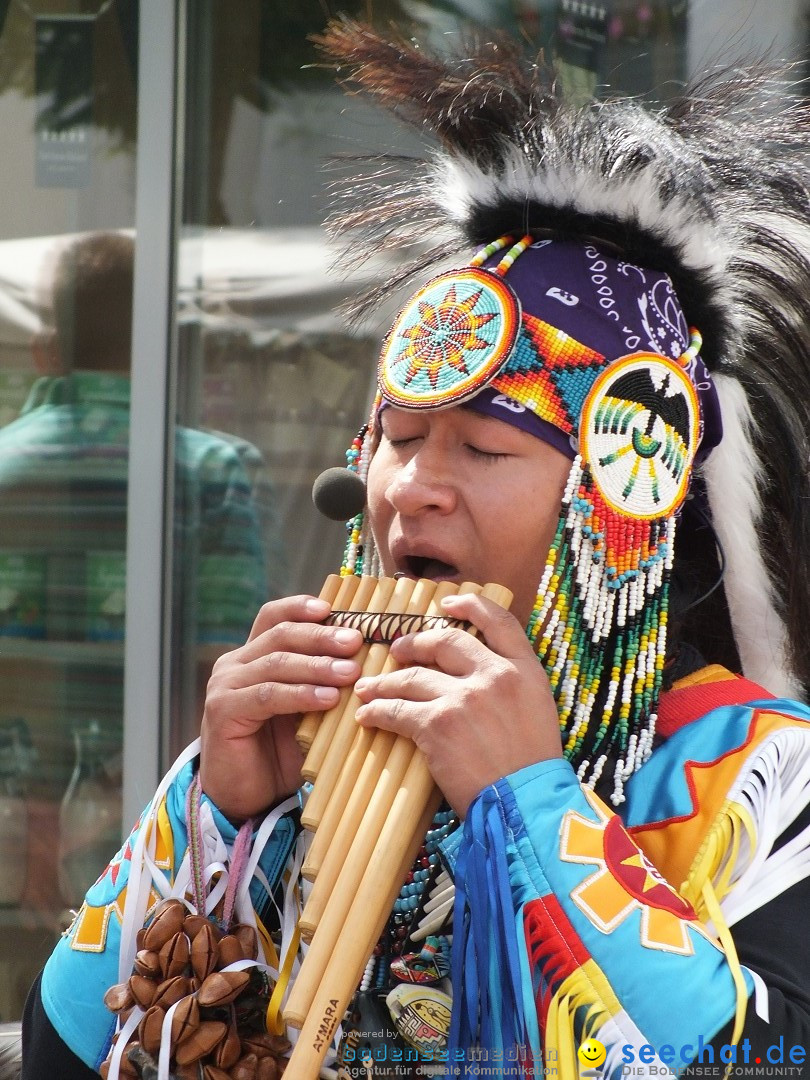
top-left (342, 236), bottom-right (706, 802)
top-left (379, 267), bottom-right (521, 407)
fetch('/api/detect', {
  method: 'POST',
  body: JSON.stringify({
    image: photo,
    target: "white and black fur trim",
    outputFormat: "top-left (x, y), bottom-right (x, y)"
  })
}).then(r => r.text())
top-left (317, 21), bottom-right (810, 697)
top-left (703, 375), bottom-right (801, 700)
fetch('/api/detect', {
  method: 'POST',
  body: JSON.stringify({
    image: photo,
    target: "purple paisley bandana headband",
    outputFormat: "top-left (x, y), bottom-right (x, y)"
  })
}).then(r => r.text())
top-left (376, 238), bottom-right (722, 463)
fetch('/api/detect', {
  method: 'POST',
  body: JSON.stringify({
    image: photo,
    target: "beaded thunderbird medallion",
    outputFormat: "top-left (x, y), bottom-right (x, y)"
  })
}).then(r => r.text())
top-left (379, 268), bottom-right (521, 407)
top-left (579, 353), bottom-right (700, 521)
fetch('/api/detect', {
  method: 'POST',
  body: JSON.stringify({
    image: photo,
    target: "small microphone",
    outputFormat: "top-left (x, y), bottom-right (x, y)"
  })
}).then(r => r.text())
top-left (312, 467), bottom-right (367, 521)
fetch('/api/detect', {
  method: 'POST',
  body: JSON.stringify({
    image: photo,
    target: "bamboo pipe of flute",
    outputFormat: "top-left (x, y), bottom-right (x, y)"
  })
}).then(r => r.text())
top-left (297, 575), bottom-right (379, 757)
top-left (298, 725), bottom-right (416, 935)
top-left (295, 574), bottom-right (364, 751)
top-left (294, 582), bottom-right (474, 947)
top-left (300, 576), bottom-right (396, 782)
top-left (286, 582), bottom-right (511, 1035)
top-left (300, 574), bottom-right (417, 818)
top-left (282, 752), bottom-right (445, 1075)
top-left (300, 577), bottom-right (439, 879)
top-left (285, 793), bottom-right (442, 1080)
top-left (286, 776), bottom-right (442, 1036)
top-left (289, 585), bottom-right (462, 1006)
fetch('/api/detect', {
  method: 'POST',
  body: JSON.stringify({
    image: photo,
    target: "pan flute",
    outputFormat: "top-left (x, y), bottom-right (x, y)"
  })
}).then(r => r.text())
top-left (282, 573), bottom-right (513, 1079)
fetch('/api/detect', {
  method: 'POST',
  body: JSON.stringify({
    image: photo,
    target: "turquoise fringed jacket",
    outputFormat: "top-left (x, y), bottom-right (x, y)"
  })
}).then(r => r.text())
top-left (39, 667), bottom-right (810, 1077)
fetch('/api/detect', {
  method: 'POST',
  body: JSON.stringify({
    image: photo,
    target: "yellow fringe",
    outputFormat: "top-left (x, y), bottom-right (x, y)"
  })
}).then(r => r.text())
top-left (543, 960), bottom-right (619, 1079)
top-left (679, 799), bottom-right (753, 1076)
top-left (256, 912), bottom-right (279, 970)
top-left (700, 879), bottom-right (748, 1077)
top-left (680, 800), bottom-right (755, 913)
top-left (266, 923), bottom-right (300, 1036)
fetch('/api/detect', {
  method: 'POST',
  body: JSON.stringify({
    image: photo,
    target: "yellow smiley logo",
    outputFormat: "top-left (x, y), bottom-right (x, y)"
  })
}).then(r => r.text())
top-left (577, 1038), bottom-right (607, 1069)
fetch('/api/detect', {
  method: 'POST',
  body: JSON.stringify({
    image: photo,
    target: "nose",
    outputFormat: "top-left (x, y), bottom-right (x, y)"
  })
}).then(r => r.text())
top-left (385, 445), bottom-right (457, 517)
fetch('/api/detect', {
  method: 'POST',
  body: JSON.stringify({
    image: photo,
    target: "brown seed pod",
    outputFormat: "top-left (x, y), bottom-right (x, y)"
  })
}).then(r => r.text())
top-left (173, 1065), bottom-right (202, 1080)
top-left (120, 1051), bottom-right (138, 1078)
top-left (190, 921), bottom-right (219, 981)
top-left (204, 1067), bottom-right (233, 1080)
top-left (257, 1057), bottom-right (280, 1080)
top-left (124, 1045), bottom-right (155, 1078)
top-left (129, 973), bottom-right (158, 1009)
top-left (272, 1037), bottom-right (291, 1058)
top-left (213, 1021), bottom-right (241, 1069)
top-left (135, 927), bottom-right (148, 950)
top-left (181, 913), bottom-right (210, 940)
top-left (103, 981), bottom-right (135, 1014)
top-left (159, 930), bottom-right (191, 978)
top-left (138, 1003), bottom-right (166, 1056)
top-left (231, 1054), bottom-right (259, 1080)
top-left (174, 1019), bottom-right (228, 1066)
top-left (143, 898), bottom-right (186, 951)
top-left (171, 994), bottom-right (200, 1045)
top-left (152, 974), bottom-right (193, 1010)
top-left (197, 969), bottom-right (250, 1008)
top-left (100, 1049), bottom-right (138, 1079)
top-left (133, 948), bottom-right (162, 979)
top-left (233, 924), bottom-right (259, 961)
top-left (242, 1033), bottom-right (291, 1058)
top-left (216, 933), bottom-right (246, 968)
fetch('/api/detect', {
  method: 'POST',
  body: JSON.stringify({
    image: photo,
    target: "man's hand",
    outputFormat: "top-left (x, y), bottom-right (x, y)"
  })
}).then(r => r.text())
top-left (353, 592), bottom-right (561, 817)
top-left (200, 594), bottom-right (363, 822)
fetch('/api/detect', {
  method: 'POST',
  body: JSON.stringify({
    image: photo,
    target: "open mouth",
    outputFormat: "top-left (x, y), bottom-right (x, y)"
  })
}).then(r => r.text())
top-left (399, 554), bottom-right (459, 581)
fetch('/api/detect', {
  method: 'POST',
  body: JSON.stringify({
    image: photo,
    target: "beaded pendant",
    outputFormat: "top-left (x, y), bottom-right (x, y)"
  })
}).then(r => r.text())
top-left (528, 351), bottom-right (700, 802)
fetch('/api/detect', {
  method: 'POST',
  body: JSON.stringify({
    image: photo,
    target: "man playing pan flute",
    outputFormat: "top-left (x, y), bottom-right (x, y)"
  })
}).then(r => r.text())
top-left (22, 20), bottom-right (810, 1080)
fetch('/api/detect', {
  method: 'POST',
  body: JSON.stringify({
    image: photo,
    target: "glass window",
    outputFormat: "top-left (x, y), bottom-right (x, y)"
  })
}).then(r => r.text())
top-left (0, 0), bottom-right (138, 1018)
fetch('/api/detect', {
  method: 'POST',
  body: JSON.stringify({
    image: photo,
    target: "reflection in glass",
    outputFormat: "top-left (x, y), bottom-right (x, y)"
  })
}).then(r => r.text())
top-left (0, 0), bottom-right (138, 1019)
top-left (58, 718), bottom-right (120, 909)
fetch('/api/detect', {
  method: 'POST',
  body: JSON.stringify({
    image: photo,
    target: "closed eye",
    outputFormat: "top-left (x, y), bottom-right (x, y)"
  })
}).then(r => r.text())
top-left (466, 445), bottom-right (510, 462)
top-left (386, 435), bottom-right (421, 450)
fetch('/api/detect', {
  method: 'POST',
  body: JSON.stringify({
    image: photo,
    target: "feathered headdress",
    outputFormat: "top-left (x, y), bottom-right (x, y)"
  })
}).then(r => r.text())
top-left (316, 19), bottom-right (810, 793)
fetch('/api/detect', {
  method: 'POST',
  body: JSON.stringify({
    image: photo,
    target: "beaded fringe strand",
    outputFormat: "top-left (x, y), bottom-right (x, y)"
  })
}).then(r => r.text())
top-left (528, 456), bottom-right (674, 804)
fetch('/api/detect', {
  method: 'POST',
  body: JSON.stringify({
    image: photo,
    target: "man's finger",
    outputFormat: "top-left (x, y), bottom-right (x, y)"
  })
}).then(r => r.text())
top-left (354, 695), bottom-right (429, 740)
top-left (387, 626), bottom-right (483, 676)
top-left (355, 663), bottom-right (451, 703)
top-left (241, 612), bottom-right (362, 663)
top-left (233, 650), bottom-right (362, 691)
top-left (205, 680), bottom-right (341, 728)
top-left (439, 593), bottom-right (532, 659)
top-left (246, 594), bottom-right (333, 644)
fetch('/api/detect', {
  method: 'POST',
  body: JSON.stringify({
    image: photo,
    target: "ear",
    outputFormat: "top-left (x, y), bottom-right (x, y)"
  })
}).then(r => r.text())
top-left (31, 329), bottom-right (64, 376)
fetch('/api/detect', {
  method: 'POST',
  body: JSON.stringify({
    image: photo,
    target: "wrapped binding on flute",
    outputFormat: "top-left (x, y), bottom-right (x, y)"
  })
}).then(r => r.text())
top-left (285, 577), bottom-right (513, 1080)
